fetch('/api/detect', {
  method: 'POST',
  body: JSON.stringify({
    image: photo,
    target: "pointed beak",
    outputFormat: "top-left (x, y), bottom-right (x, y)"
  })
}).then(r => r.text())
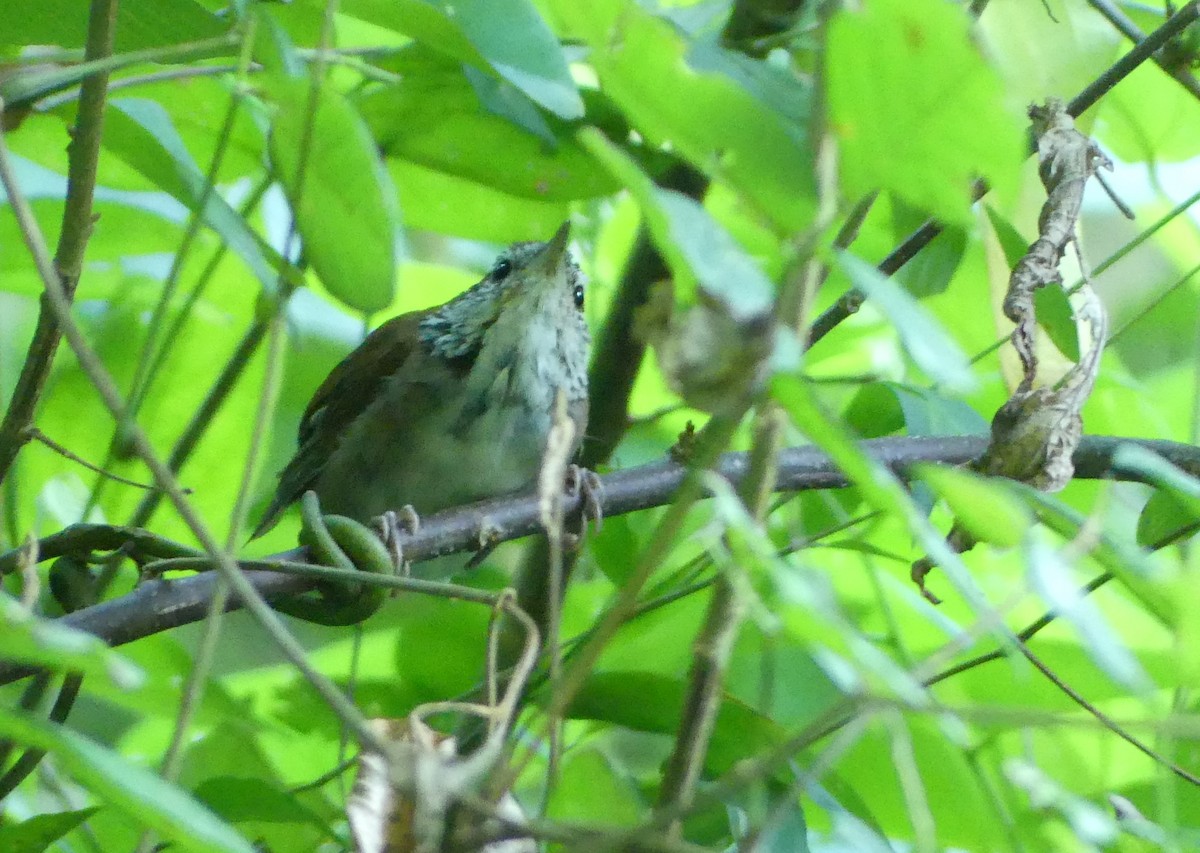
top-left (529, 221), bottom-right (571, 277)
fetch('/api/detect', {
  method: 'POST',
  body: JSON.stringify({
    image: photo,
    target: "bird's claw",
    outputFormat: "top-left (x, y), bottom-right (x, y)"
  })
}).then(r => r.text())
top-left (374, 505), bottom-right (420, 577)
top-left (566, 464), bottom-right (604, 533)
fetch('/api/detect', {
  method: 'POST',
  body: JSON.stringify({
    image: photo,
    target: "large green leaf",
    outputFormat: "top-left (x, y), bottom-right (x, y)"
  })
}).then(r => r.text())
top-left (0, 589), bottom-right (144, 689)
top-left (579, 128), bottom-right (773, 318)
top-left (344, 0), bottom-right (583, 118)
top-left (268, 79), bottom-right (402, 313)
top-left (2, 0), bottom-right (226, 52)
top-left (827, 0), bottom-right (1023, 224)
top-left (565, 671), bottom-right (784, 777)
top-left (558, 0), bottom-right (814, 230)
top-left (360, 72), bottom-right (614, 201)
top-left (0, 711), bottom-right (254, 853)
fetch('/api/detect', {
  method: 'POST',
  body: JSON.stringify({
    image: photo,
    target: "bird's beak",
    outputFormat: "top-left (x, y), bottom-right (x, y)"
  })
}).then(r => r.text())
top-left (529, 221), bottom-right (571, 276)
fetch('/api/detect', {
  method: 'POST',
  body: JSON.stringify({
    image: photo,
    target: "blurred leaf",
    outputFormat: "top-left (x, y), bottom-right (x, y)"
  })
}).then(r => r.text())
top-left (1114, 443), bottom-right (1200, 548)
top-left (755, 800), bottom-right (810, 853)
top-left (360, 73), bottom-right (613, 201)
top-left (444, 0), bottom-right (583, 119)
top-left (1014, 482), bottom-right (1177, 628)
top-left (193, 777), bottom-right (332, 834)
top-left (1138, 489), bottom-right (1200, 550)
top-left (545, 747), bottom-right (643, 827)
top-left (1025, 533), bottom-right (1151, 691)
top-left (0, 711), bottom-right (254, 853)
top-left (844, 382), bottom-right (987, 439)
top-left (1034, 284), bottom-right (1080, 362)
top-left (560, 0), bottom-right (814, 229)
top-left (345, 0), bottom-right (582, 118)
top-left (0, 589), bottom-right (144, 690)
top-left (894, 224), bottom-right (967, 298)
top-left (916, 463), bottom-right (1030, 548)
top-left (835, 252), bottom-right (976, 392)
top-left (0, 0), bottom-right (226, 52)
top-left (0, 807), bottom-right (98, 852)
top-left (268, 79), bottom-right (401, 313)
top-left (564, 671), bottom-right (783, 777)
top-left (828, 0), bottom-right (1023, 224)
top-left (104, 98), bottom-right (276, 289)
top-left (579, 128), bottom-right (773, 318)
top-left (251, 6), bottom-right (305, 78)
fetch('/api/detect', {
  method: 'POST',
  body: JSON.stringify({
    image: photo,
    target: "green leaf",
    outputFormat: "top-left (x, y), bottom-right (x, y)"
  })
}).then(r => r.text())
top-left (0, 0), bottom-right (226, 53)
top-left (579, 128), bottom-right (773, 318)
top-left (827, 0), bottom-right (1023, 224)
top-left (1033, 285), bottom-right (1080, 362)
top-left (0, 711), bottom-right (254, 853)
top-left (564, 671), bottom-right (783, 777)
top-left (1113, 444), bottom-right (1200, 548)
top-left (0, 808), bottom-right (98, 853)
top-left (560, 0), bottom-right (814, 230)
top-left (984, 204), bottom-right (1031, 269)
top-left (1025, 533), bottom-right (1151, 691)
top-left (835, 252), bottom-right (976, 392)
top-left (360, 73), bottom-right (614, 201)
top-left (1013, 482), bottom-right (1177, 629)
top-left (193, 777), bottom-right (332, 833)
top-left (268, 80), bottom-right (401, 313)
top-left (0, 590), bottom-right (145, 689)
top-left (104, 98), bottom-right (276, 290)
top-left (916, 464), bottom-right (1031, 548)
top-left (343, 0), bottom-right (582, 119)
top-left (445, 0), bottom-right (583, 119)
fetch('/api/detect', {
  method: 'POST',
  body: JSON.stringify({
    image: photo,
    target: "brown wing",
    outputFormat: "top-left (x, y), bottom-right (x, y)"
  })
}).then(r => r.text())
top-left (250, 311), bottom-right (424, 538)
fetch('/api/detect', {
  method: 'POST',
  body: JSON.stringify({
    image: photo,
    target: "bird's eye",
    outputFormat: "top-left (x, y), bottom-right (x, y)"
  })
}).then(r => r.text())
top-left (573, 283), bottom-right (585, 309)
top-left (492, 258), bottom-right (512, 281)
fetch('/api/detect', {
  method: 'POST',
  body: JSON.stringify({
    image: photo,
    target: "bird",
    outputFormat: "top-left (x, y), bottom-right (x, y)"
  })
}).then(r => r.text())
top-left (252, 222), bottom-right (590, 544)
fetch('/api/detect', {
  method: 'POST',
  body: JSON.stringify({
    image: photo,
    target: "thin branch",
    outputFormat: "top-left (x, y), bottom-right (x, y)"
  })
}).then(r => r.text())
top-left (0, 0), bottom-right (118, 484)
top-left (1015, 638), bottom-right (1200, 787)
top-left (807, 2), bottom-right (1200, 347)
top-left (1081, 0), bottom-right (1200, 107)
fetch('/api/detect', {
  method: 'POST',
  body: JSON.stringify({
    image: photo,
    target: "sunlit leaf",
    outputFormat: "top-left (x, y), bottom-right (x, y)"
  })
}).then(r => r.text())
top-left (0, 711), bottom-right (254, 853)
top-left (268, 79), bottom-right (402, 313)
top-left (0, 807), bottom-right (98, 852)
top-left (828, 0), bottom-right (1023, 224)
top-left (916, 464), bottom-right (1030, 548)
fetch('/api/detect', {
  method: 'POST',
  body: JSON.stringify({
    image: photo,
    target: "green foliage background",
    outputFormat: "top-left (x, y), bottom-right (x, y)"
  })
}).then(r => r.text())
top-left (2, 0), bottom-right (1200, 850)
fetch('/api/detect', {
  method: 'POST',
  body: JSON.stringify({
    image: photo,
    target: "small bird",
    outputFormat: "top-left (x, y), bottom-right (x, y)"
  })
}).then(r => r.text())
top-left (252, 222), bottom-right (589, 540)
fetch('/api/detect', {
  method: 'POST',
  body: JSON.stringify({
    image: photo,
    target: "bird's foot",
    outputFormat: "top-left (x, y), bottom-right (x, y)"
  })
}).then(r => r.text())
top-left (566, 464), bottom-right (604, 534)
top-left (375, 505), bottom-right (420, 576)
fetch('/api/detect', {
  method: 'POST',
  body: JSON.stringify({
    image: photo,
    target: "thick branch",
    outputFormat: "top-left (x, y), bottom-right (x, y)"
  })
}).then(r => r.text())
top-left (1, 433), bottom-right (1195, 685)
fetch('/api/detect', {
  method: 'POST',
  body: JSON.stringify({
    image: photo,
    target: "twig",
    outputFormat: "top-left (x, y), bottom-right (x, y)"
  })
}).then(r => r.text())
top-left (1014, 638), bottom-right (1200, 786)
top-left (23, 427), bottom-right (168, 492)
top-left (0, 0), bottom-right (118, 485)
